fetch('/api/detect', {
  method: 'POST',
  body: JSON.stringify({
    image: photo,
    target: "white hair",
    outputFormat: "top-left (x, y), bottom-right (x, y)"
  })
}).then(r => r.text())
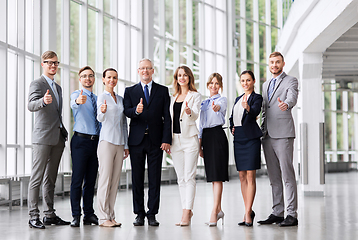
top-left (138, 58), bottom-right (154, 68)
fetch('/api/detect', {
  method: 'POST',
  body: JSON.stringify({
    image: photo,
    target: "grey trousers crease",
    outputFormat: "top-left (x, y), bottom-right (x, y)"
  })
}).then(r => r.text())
top-left (28, 136), bottom-right (65, 219)
top-left (262, 136), bottom-right (298, 218)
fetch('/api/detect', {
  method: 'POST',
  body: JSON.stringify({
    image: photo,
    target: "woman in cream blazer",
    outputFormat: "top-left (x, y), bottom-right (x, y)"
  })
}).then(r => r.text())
top-left (170, 66), bottom-right (201, 226)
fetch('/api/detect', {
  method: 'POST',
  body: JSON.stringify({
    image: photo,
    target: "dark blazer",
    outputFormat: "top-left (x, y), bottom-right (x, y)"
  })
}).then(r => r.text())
top-left (123, 81), bottom-right (172, 146)
top-left (229, 91), bottom-right (263, 139)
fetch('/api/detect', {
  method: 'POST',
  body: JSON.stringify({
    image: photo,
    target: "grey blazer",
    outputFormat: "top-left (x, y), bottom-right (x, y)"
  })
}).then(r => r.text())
top-left (28, 75), bottom-right (66, 145)
top-left (261, 72), bottom-right (298, 139)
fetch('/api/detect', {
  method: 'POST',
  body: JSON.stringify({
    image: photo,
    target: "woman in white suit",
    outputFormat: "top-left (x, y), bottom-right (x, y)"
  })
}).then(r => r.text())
top-left (170, 66), bottom-right (201, 226)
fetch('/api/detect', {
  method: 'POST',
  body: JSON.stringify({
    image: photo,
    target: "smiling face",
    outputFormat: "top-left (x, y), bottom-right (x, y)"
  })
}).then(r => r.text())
top-left (240, 73), bottom-right (255, 93)
top-left (102, 70), bottom-right (118, 90)
top-left (41, 56), bottom-right (58, 79)
top-left (137, 60), bottom-right (154, 84)
top-left (269, 55), bottom-right (285, 77)
top-left (79, 69), bottom-right (95, 90)
top-left (176, 68), bottom-right (190, 88)
top-left (208, 77), bottom-right (221, 97)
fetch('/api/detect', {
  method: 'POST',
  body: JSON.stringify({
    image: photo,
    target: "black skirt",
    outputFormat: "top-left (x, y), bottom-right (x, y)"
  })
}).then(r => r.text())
top-left (202, 126), bottom-right (229, 182)
top-left (233, 126), bottom-right (261, 171)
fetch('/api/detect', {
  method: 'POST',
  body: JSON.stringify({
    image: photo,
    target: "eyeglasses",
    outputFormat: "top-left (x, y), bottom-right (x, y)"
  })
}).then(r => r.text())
top-left (80, 74), bottom-right (95, 79)
top-left (138, 67), bottom-right (153, 71)
top-left (43, 61), bottom-right (60, 66)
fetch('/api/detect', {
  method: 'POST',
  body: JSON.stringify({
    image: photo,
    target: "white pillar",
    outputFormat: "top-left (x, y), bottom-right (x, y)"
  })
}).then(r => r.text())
top-left (298, 52), bottom-right (325, 194)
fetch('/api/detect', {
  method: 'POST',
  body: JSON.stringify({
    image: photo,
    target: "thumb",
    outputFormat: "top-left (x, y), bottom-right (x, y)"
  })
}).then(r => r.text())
top-left (277, 97), bottom-right (282, 103)
top-left (104, 99), bottom-right (107, 104)
top-left (80, 89), bottom-right (83, 95)
top-left (212, 101), bottom-right (215, 106)
top-left (46, 89), bottom-right (50, 95)
top-left (140, 98), bottom-right (143, 104)
top-left (186, 101), bottom-right (188, 107)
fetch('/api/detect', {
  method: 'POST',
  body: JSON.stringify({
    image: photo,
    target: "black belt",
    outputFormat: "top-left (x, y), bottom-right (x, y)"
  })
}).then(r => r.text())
top-left (74, 132), bottom-right (99, 140)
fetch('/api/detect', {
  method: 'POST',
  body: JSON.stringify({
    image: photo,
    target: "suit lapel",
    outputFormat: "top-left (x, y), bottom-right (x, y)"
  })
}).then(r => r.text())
top-left (269, 72), bottom-right (286, 103)
top-left (135, 82), bottom-right (146, 105)
top-left (148, 81), bottom-right (158, 106)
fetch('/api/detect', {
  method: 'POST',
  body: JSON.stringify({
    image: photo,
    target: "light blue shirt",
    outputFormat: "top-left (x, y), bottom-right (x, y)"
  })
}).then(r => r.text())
top-left (97, 91), bottom-right (128, 149)
top-left (199, 94), bottom-right (227, 138)
top-left (71, 88), bottom-right (101, 135)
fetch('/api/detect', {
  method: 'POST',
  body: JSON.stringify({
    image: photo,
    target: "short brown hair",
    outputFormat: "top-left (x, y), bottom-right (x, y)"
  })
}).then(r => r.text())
top-left (207, 73), bottom-right (223, 90)
top-left (173, 66), bottom-right (197, 96)
top-left (269, 51), bottom-right (284, 62)
top-left (41, 51), bottom-right (57, 62)
top-left (78, 66), bottom-right (94, 76)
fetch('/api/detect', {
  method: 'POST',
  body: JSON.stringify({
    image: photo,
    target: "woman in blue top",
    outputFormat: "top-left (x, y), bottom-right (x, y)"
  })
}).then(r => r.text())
top-left (229, 70), bottom-right (263, 227)
top-left (97, 68), bottom-right (129, 227)
top-left (199, 73), bottom-right (229, 226)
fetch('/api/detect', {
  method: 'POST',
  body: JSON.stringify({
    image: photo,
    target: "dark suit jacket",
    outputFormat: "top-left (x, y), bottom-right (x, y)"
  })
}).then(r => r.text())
top-left (229, 91), bottom-right (263, 139)
top-left (123, 81), bottom-right (172, 146)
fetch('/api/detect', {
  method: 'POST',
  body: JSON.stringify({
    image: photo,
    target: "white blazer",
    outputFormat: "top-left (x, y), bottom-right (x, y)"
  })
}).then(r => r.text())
top-left (170, 91), bottom-right (201, 138)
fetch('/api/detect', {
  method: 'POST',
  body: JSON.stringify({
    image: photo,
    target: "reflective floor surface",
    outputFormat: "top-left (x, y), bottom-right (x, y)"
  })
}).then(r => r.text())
top-left (1, 172), bottom-right (358, 240)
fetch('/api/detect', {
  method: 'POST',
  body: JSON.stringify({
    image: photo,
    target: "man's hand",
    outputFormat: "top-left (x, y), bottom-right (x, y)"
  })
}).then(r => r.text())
top-left (277, 97), bottom-right (288, 111)
top-left (136, 98), bottom-right (143, 114)
top-left (101, 100), bottom-right (107, 113)
top-left (43, 89), bottom-right (52, 105)
top-left (76, 89), bottom-right (87, 104)
top-left (161, 143), bottom-right (171, 154)
top-left (124, 149), bottom-right (130, 159)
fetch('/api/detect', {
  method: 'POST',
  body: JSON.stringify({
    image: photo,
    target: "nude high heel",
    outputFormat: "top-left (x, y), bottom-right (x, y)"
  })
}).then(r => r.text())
top-left (217, 210), bottom-right (225, 225)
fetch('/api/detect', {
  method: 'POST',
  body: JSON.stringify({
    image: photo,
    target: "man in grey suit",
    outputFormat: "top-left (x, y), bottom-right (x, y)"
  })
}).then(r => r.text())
top-left (27, 51), bottom-right (70, 229)
top-left (258, 52), bottom-right (299, 227)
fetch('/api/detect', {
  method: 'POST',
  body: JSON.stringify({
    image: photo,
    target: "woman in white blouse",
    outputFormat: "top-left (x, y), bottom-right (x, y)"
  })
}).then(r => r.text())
top-left (170, 66), bottom-right (201, 226)
top-left (97, 68), bottom-right (129, 227)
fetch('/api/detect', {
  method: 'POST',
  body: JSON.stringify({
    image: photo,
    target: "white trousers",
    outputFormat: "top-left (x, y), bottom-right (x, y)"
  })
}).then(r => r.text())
top-left (97, 141), bottom-right (124, 224)
top-left (171, 134), bottom-right (199, 210)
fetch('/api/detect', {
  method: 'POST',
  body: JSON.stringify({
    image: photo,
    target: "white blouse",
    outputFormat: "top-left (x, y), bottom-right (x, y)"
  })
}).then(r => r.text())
top-left (233, 94), bottom-right (250, 127)
top-left (97, 90), bottom-right (128, 148)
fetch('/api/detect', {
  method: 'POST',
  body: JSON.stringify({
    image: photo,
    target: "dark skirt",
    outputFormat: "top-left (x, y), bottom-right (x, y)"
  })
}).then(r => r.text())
top-left (202, 126), bottom-right (229, 182)
top-left (234, 126), bottom-right (261, 171)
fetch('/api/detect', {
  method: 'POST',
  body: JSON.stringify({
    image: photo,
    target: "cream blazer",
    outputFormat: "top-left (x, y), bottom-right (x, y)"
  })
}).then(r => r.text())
top-left (170, 91), bottom-right (201, 138)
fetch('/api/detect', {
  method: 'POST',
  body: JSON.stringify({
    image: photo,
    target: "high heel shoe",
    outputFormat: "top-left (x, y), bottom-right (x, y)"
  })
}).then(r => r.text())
top-left (238, 214), bottom-right (246, 226)
top-left (176, 211), bottom-right (193, 226)
top-left (245, 210), bottom-right (255, 227)
top-left (217, 210), bottom-right (225, 225)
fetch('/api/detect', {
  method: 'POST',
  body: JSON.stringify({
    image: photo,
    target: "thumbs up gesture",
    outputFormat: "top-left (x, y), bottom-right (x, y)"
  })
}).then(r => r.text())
top-left (43, 89), bottom-right (52, 105)
top-left (136, 98), bottom-right (143, 113)
top-left (101, 99), bottom-right (107, 113)
top-left (277, 97), bottom-right (288, 111)
top-left (241, 94), bottom-right (249, 111)
top-left (184, 101), bottom-right (191, 115)
top-left (76, 89), bottom-right (87, 105)
top-left (212, 100), bottom-right (221, 112)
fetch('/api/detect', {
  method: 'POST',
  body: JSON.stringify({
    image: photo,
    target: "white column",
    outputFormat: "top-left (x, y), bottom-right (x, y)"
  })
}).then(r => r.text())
top-left (80, 0), bottom-right (89, 66)
top-left (186, 0), bottom-right (193, 68)
top-left (253, 0), bottom-right (260, 91)
top-left (265, 0), bottom-right (271, 80)
top-left (354, 89), bottom-right (358, 165)
top-left (143, 0), bottom-right (154, 61)
top-left (240, 0), bottom-right (246, 71)
top-left (342, 91), bottom-right (349, 162)
top-left (331, 81), bottom-right (337, 162)
top-left (299, 52), bottom-right (325, 194)
top-left (42, 0), bottom-right (57, 52)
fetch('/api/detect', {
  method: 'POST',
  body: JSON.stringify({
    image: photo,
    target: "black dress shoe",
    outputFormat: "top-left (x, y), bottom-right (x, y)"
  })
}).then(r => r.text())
top-left (279, 215), bottom-right (298, 227)
top-left (71, 216), bottom-right (80, 227)
top-left (245, 210), bottom-right (255, 227)
top-left (83, 214), bottom-right (99, 225)
top-left (43, 216), bottom-right (71, 225)
top-left (29, 218), bottom-right (45, 229)
top-left (147, 215), bottom-right (160, 226)
top-left (133, 215), bottom-right (145, 226)
top-left (257, 214), bottom-right (284, 225)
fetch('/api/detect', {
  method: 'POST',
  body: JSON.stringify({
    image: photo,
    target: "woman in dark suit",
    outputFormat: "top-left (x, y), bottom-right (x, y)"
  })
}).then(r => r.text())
top-left (229, 70), bottom-right (263, 227)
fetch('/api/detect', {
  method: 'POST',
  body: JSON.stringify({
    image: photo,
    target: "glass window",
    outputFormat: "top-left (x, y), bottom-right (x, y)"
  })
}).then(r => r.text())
top-left (348, 114), bottom-right (354, 150)
top-left (8, 0), bottom-right (17, 46)
top-left (7, 51), bottom-right (17, 145)
top-left (88, 9), bottom-right (97, 69)
top-left (246, 22), bottom-right (254, 61)
top-left (131, 29), bottom-right (141, 82)
top-left (165, 41), bottom-right (174, 86)
top-left (153, 0), bottom-right (159, 35)
top-left (26, 0), bottom-right (34, 53)
top-left (179, 45), bottom-right (187, 66)
top-left (204, 5), bottom-right (213, 52)
top-left (235, 0), bottom-right (240, 17)
top-left (88, 0), bottom-right (97, 7)
top-left (165, 0), bottom-right (174, 38)
top-left (104, 0), bottom-right (111, 14)
top-left (70, 1), bottom-right (80, 67)
top-left (193, 2), bottom-right (199, 47)
top-left (325, 111), bottom-right (332, 150)
top-left (179, 0), bottom-right (187, 43)
top-left (118, 22), bottom-right (126, 80)
top-left (216, 11), bottom-right (226, 55)
top-left (216, 0), bottom-right (226, 11)
top-left (336, 113), bottom-right (343, 150)
top-left (131, 0), bottom-right (141, 28)
top-left (25, 58), bottom-right (34, 146)
top-left (271, 0), bottom-right (277, 26)
top-left (103, 16), bottom-right (111, 70)
top-left (271, 27), bottom-right (278, 52)
top-left (246, 0), bottom-right (253, 20)
top-left (56, 0), bottom-right (62, 60)
top-left (259, 0), bottom-right (265, 22)
top-left (118, 0), bottom-right (127, 21)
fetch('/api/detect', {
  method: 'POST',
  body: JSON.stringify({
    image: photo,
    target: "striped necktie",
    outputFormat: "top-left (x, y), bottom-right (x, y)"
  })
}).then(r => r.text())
top-left (90, 93), bottom-right (100, 135)
top-left (268, 78), bottom-right (276, 101)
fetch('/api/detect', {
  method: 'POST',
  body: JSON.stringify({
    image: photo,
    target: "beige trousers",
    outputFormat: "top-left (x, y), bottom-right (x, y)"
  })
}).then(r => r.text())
top-left (97, 141), bottom-right (124, 224)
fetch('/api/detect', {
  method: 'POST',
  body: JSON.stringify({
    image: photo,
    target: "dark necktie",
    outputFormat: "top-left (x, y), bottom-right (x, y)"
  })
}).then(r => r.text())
top-left (144, 84), bottom-right (149, 103)
top-left (91, 93), bottom-right (100, 135)
top-left (268, 78), bottom-right (276, 101)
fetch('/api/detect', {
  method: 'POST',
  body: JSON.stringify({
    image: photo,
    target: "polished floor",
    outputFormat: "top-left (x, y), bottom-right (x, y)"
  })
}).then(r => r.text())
top-left (1, 172), bottom-right (358, 240)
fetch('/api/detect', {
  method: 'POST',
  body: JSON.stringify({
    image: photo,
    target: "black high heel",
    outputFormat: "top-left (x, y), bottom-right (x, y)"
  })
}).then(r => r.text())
top-left (245, 210), bottom-right (255, 227)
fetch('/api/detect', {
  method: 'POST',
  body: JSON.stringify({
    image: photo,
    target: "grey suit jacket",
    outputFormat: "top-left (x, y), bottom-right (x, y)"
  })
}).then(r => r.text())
top-left (261, 72), bottom-right (298, 139)
top-left (28, 75), bottom-right (67, 145)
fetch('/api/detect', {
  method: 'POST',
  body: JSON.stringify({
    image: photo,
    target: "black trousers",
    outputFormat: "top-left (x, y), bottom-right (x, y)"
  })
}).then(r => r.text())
top-left (129, 134), bottom-right (163, 216)
top-left (70, 134), bottom-right (99, 217)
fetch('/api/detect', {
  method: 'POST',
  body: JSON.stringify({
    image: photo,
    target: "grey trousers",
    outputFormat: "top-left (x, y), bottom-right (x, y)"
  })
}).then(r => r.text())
top-left (28, 136), bottom-right (65, 219)
top-left (262, 136), bottom-right (298, 218)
